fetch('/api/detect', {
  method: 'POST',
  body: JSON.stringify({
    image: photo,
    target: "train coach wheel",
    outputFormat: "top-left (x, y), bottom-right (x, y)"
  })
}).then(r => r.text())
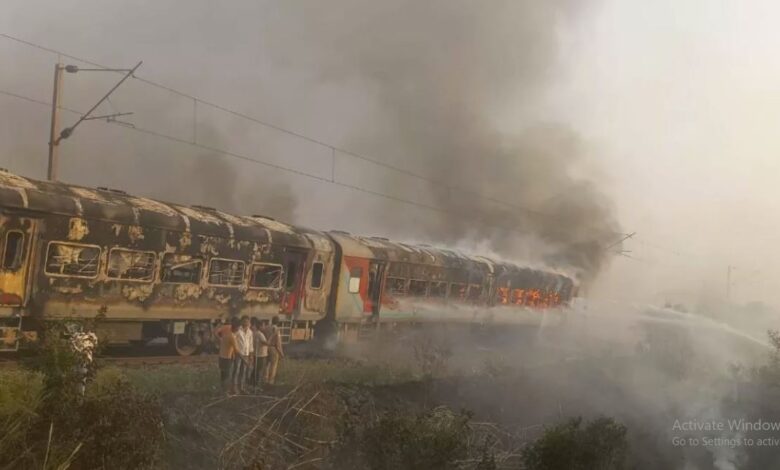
top-left (171, 322), bottom-right (202, 356)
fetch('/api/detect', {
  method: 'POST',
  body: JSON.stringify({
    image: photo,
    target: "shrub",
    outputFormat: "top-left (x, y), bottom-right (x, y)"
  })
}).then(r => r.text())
top-left (74, 375), bottom-right (164, 469)
top-left (335, 406), bottom-right (472, 470)
top-left (412, 333), bottom-right (452, 379)
top-left (521, 417), bottom-right (628, 470)
top-left (1, 320), bottom-right (165, 470)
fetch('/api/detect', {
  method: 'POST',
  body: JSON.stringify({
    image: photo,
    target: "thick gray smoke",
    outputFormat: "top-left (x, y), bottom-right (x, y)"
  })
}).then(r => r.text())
top-left (264, 0), bottom-right (621, 280)
top-left (1, 0), bottom-right (618, 279)
top-left (135, 125), bottom-right (299, 220)
top-left (0, 69), bottom-right (299, 221)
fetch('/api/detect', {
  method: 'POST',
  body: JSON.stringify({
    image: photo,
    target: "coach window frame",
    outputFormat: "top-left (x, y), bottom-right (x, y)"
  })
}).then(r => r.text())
top-left (44, 241), bottom-right (102, 279)
top-left (106, 247), bottom-right (157, 283)
top-left (429, 280), bottom-right (448, 299)
top-left (386, 276), bottom-right (408, 296)
top-left (248, 262), bottom-right (284, 290)
top-left (310, 261), bottom-right (324, 290)
top-left (408, 278), bottom-right (429, 297)
top-left (207, 257), bottom-right (247, 288)
top-left (448, 282), bottom-right (467, 301)
top-left (348, 267), bottom-right (362, 294)
top-left (160, 252), bottom-right (204, 285)
top-left (1, 230), bottom-right (24, 271)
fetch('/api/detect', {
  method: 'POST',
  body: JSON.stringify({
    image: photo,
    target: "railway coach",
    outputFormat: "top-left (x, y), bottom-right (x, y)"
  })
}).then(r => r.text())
top-left (0, 169), bottom-right (577, 354)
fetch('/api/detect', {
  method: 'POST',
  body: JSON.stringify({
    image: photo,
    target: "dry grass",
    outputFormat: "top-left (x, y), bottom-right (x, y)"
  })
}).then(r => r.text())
top-left (113, 356), bottom-right (418, 396)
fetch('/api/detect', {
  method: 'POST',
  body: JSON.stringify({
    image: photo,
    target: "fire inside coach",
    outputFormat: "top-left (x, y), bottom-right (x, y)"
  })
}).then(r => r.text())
top-left (0, 169), bottom-right (577, 354)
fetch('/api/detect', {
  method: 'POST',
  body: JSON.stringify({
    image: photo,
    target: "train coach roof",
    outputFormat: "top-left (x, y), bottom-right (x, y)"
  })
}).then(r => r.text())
top-left (0, 170), bottom-right (311, 247)
top-left (329, 232), bottom-right (575, 283)
top-left (328, 232), bottom-right (489, 271)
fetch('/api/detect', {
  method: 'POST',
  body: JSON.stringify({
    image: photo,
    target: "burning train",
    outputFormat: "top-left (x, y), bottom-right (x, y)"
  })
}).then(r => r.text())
top-left (0, 169), bottom-right (577, 354)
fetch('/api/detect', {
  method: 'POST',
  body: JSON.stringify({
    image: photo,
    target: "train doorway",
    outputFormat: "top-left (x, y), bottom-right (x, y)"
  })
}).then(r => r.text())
top-left (282, 250), bottom-right (307, 316)
top-left (0, 216), bottom-right (36, 351)
top-left (0, 217), bottom-right (36, 307)
top-left (367, 261), bottom-right (385, 317)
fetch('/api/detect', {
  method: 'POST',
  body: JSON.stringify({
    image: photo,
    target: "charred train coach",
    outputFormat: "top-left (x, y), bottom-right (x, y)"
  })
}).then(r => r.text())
top-left (0, 170), bottom-right (576, 354)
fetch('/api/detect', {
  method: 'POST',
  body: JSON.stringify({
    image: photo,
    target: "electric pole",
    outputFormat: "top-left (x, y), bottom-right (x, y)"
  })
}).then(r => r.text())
top-left (47, 63), bottom-right (64, 181)
top-left (45, 61), bottom-right (141, 181)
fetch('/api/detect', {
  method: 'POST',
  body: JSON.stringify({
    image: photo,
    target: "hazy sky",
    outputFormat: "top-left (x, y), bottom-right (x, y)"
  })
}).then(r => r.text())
top-left (2, 1), bottom-right (779, 308)
top-left (555, 1), bottom-right (780, 306)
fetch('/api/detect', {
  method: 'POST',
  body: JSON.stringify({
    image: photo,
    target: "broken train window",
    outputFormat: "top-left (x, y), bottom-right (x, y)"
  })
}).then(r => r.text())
top-left (208, 258), bottom-right (246, 287)
top-left (408, 279), bottom-right (428, 297)
top-left (2, 231), bottom-right (24, 270)
top-left (386, 277), bottom-right (407, 296)
top-left (429, 281), bottom-right (447, 298)
top-left (467, 284), bottom-right (483, 302)
top-left (448, 283), bottom-right (467, 300)
top-left (249, 263), bottom-right (283, 289)
top-left (161, 253), bottom-right (203, 284)
top-left (106, 248), bottom-right (156, 282)
top-left (45, 242), bottom-right (101, 278)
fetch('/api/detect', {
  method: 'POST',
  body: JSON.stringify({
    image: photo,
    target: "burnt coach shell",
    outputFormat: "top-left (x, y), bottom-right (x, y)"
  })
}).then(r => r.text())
top-left (0, 169), bottom-right (576, 354)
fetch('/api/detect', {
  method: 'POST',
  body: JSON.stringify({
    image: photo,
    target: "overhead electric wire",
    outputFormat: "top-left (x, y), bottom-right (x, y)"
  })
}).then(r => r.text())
top-left (1, 32), bottom-right (628, 245)
top-left (0, 32), bottom-right (598, 225)
top-left (2, 86), bottom-right (629, 248)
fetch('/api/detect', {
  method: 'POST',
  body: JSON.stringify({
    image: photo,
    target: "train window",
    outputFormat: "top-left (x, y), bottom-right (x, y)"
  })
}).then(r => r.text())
top-left (208, 258), bottom-right (246, 287)
top-left (408, 279), bottom-right (428, 297)
top-left (2, 231), bottom-right (24, 270)
top-left (429, 281), bottom-right (447, 298)
top-left (386, 277), bottom-right (407, 296)
top-left (449, 283), bottom-right (467, 300)
top-left (511, 289), bottom-right (525, 305)
top-left (496, 287), bottom-right (510, 304)
top-left (45, 242), bottom-right (101, 278)
top-left (160, 253), bottom-right (202, 284)
top-left (310, 262), bottom-right (324, 289)
top-left (107, 248), bottom-right (155, 282)
top-left (249, 263), bottom-right (283, 289)
top-left (467, 284), bottom-right (483, 302)
top-left (348, 267), bottom-right (362, 293)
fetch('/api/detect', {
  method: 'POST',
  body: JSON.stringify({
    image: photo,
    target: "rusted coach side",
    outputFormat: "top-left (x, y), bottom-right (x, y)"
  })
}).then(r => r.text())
top-left (325, 231), bottom-right (579, 340)
top-left (326, 232), bottom-right (494, 340)
top-left (490, 260), bottom-right (576, 309)
top-left (0, 170), bottom-right (334, 352)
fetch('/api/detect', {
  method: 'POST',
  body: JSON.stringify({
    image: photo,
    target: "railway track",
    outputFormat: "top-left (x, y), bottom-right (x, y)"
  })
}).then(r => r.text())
top-left (0, 352), bottom-right (217, 369)
top-left (99, 354), bottom-right (216, 367)
top-left (0, 340), bottom-right (329, 369)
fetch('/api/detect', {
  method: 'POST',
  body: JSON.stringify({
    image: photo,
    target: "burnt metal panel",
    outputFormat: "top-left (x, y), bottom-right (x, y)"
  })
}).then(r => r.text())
top-left (0, 169), bottom-right (310, 248)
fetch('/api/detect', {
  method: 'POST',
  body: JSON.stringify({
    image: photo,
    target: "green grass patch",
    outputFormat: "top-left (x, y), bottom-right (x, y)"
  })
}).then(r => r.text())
top-left (113, 357), bottom-right (419, 395)
top-left (0, 369), bottom-right (43, 417)
top-left (120, 362), bottom-right (220, 395)
top-left (278, 357), bottom-right (418, 386)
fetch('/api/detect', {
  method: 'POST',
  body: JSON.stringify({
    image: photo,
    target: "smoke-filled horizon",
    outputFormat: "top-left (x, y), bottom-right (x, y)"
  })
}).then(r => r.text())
top-left (0, 0), bottom-right (620, 283)
top-left (262, 1), bottom-right (620, 280)
top-left (4, 1), bottom-right (780, 306)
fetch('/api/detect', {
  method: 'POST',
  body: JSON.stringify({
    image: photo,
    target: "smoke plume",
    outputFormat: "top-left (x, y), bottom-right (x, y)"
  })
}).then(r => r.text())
top-left (1, 0), bottom-right (618, 279)
top-left (265, 0), bottom-right (620, 280)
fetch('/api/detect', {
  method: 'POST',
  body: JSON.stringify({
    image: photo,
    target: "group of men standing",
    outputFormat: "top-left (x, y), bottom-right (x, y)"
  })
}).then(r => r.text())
top-left (217, 315), bottom-right (284, 395)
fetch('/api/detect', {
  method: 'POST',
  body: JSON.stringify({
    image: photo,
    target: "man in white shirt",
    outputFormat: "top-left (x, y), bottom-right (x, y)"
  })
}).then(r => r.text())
top-left (233, 315), bottom-right (254, 394)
